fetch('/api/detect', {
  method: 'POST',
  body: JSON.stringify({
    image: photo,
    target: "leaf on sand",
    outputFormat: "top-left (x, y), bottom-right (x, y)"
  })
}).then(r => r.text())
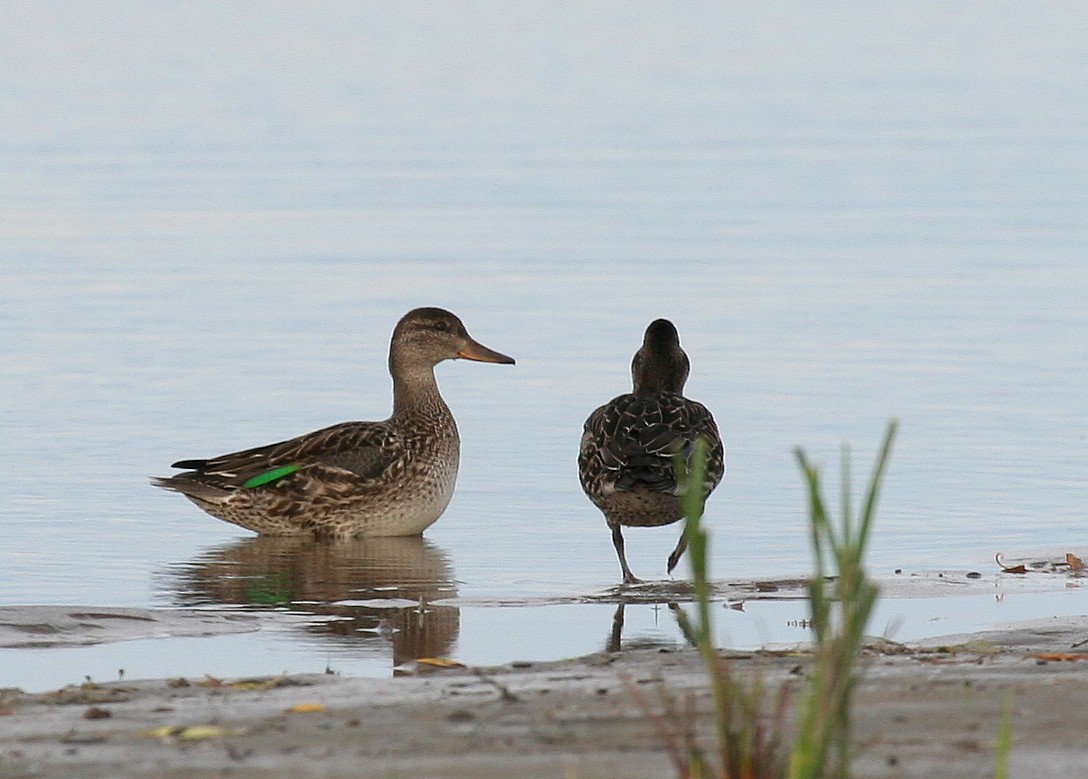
top-left (141, 724), bottom-right (242, 739)
top-left (227, 675), bottom-right (291, 691)
top-left (415, 657), bottom-right (465, 669)
top-left (182, 674), bottom-right (295, 692)
top-left (995, 552), bottom-right (1087, 574)
top-left (286, 702), bottom-right (326, 713)
top-left (994, 553), bottom-right (1027, 574)
top-left (1033, 652), bottom-right (1088, 662)
top-left (178, 724), bottom-right (242, 740)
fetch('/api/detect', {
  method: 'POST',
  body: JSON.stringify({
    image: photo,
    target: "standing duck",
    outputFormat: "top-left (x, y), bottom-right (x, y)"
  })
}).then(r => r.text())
top-left (153, 307), bottom-right (514, 538)
top-left (578, 319), bottom-right (724, 583)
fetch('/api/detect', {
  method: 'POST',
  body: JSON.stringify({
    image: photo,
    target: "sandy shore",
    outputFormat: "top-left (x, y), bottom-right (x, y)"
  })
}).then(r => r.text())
top-left (3, 612), bottom-right (1088, 778)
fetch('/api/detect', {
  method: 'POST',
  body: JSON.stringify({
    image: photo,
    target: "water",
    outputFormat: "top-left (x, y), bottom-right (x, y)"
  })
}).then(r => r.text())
top-left (1, 3), bottom-right (1085, 690)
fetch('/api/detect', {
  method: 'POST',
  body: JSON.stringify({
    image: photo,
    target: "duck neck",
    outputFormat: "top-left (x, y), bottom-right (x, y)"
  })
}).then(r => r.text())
top-left (390, 358), bottom-right (448, 418)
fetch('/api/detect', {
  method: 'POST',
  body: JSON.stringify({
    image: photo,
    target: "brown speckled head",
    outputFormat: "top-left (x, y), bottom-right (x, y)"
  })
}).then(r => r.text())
top-left (390, 307), bottom-right (515, 376)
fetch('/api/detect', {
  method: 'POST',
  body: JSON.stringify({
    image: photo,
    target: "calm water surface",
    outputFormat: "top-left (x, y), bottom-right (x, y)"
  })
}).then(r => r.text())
top-left (1, 4), bottom-right (1085, 690)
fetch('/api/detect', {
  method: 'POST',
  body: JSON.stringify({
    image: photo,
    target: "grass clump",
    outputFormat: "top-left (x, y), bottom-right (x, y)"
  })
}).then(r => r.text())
top-left (789, 420), bottom-right (895, 778)
top-left (633, 420), bottom-right (897, 778)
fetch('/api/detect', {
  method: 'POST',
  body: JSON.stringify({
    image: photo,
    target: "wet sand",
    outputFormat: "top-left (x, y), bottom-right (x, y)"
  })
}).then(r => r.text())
top-left (3, 612), bottom-right (1088, 778)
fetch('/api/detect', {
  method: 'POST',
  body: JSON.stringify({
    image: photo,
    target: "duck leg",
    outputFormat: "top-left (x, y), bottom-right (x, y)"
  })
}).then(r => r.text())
top-left (610, 522), bottom-right (641, 584)
top-left (607, 603), bottom-right (625, 652)
top-left (666, 530), bottom-right (688, 576)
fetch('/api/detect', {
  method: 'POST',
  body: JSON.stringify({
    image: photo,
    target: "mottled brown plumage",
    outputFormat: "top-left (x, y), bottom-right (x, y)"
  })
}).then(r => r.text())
top-left (153, 308), bottom-right (514, 538)
top-left (578, 319), bottom-right (724, 583)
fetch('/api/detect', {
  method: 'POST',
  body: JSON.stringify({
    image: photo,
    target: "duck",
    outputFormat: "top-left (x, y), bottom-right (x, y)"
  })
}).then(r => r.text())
top-left (578, 319), bottom-right (724, 583)
top-left (153, 307), bottom-right (514, 538)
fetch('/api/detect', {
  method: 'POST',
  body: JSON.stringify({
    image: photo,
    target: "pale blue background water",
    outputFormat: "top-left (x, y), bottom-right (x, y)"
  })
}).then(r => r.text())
top-left (1, 3), bottom-right (1085, 688)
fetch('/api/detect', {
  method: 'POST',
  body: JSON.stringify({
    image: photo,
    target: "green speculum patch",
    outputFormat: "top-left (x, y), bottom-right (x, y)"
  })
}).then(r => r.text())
top-left (242, 464), bottom-right (300, 489)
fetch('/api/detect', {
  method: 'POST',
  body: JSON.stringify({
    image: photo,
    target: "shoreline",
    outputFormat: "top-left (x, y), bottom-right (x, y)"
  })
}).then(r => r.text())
top-left (3, 614), bottom-right (1088, 778)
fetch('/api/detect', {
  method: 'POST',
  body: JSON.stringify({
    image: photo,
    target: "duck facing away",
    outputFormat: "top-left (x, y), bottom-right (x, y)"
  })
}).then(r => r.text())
top-left (153, 307), bottom-right (514, 538)
top-left (578, 319), bottom-right (724, 583)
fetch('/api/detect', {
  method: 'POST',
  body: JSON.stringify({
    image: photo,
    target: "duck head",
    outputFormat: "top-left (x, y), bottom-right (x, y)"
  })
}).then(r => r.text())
top-left (390, 307), bottom-right (515, 371)
top-left (631, 318), bottom-right (690, 394)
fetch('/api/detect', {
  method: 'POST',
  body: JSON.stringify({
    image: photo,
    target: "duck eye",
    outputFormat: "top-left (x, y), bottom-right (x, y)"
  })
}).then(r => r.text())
top-left (433, 321), bottom-right (450, 333)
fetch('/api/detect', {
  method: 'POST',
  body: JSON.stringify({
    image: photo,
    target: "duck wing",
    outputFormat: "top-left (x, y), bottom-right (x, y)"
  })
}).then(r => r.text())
top-left (163, 421), bottom-right (402, 492)
top-left (580, 392), bottom-right (724, 496)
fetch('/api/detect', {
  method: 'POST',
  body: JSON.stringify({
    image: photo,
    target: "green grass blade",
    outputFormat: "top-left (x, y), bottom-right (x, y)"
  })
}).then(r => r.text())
top-left (994, 693), bottom-right (1012, 779)
top-left (857, 420), bottom-right (897, 544)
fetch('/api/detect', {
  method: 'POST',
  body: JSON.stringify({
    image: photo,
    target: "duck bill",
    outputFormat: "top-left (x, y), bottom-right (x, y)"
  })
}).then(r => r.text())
top-left (457, 338), bottom-right (515, 365)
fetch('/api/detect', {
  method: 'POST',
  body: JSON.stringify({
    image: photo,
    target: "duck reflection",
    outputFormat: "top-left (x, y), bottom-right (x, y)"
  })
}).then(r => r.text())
top-left (605, 601), bottom-right (687, 653)
top-left (161, 536), bottom-right (458, 666)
